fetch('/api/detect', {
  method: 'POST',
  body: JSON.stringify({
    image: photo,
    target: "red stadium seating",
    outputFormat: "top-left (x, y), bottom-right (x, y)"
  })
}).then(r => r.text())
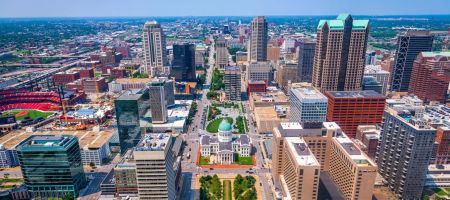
top-left (0, 103), bottom-right (59, 112)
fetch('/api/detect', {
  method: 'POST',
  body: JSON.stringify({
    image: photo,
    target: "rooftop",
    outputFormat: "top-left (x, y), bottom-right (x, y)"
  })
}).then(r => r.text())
top-left (317, 14), bottom-right (369, 30)
top-left (17, 135), bottom-right (74, 150)
top-left (117, 88), bottom-right (148, 101)
top-left (250, 91), bottom-right (288, 104)
top-left (285, 137), bottom-right (319, 166)
top-left (134, 133), bottom-right (171, 151)
top-left (421, 51), bottom-right (450, 58)
top-left (327, 90), bottom-right (385, 98)
top-left (290, 86), bottom-right (327, 101)
top-left (0, 129), bottom-right (115, 150)
top-left (334, 135), bottom-right (374, 167)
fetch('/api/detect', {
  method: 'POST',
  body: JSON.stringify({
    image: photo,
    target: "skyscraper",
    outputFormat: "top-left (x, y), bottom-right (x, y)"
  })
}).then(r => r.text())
top-left (364, 65), bottom-right (390, 95)
top-left (408, 52), bottom-right (450, 103)
top-left (297, 41), bottom-right (316, 83)
top-left (312, 14), bottom-right (369, 92)
top-left (115, 88), bottom-right (150, 154)
top-left (149, 79), bottom-right (168, 124)
top-left (225, 66), bottom-right (241, 101)
top-left (325, 90), bottom-right (386, 138)
top-left (289, 86), bottom-right (328, 123)
top-left (272, 122), bottom-right (377, 199)
top-left (134, 133), bottom-right (181, 200)
top-left (275, 61), bottom-right (298, 93)
top-left (376, 107), bottom-right (436, 199)
top-left (215, 36), bottom-right (228, 69)
top-left (249, 16), bottom-right (268, 62)
top-left (142, 21), bottom-right (169, 77)
top-left (17, 135), bottom-right (87, 199)
top-left (172, 43), bottom-right (196, 82)
top-left (390, 31), bottom-right (434, 92)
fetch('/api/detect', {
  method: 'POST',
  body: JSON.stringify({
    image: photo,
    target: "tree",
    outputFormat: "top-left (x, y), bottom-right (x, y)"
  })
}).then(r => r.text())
top-left (106, 75), bottom-right (115, 82)
top-left (62, 193), bottom-right (74, 200)
top-left (89, 162), bottom-right (96, 169)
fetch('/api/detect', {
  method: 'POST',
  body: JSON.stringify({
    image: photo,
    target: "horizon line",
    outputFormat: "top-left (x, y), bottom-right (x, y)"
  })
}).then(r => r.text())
top-left (1, 14), bottom-right (450, 19)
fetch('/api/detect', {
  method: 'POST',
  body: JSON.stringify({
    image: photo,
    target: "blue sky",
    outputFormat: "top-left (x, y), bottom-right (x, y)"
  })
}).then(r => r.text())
top-left (1, 0), bottom-right (449, 17)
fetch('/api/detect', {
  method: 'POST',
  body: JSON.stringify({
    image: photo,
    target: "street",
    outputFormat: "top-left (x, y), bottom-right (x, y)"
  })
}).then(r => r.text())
top-left (179, 35), bottom-right (274, 200)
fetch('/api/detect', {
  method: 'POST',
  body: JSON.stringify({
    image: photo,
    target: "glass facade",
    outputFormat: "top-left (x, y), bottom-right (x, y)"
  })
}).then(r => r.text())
top-left (17, 136), bottom-right (86, 198)
top-left (115, 89), bottom-right (150, 154)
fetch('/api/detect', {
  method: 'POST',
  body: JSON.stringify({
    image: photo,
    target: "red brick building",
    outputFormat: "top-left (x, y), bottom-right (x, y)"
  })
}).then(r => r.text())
top-left (434, 127), bottom-right (450, 164)
top-left (82, 77), bottom-right (108, 93)
top-left (325, 90), bottom-right (386, 138)
top-left (408, 52), bottom-right (450, 104)
top-left (53, 72), bottom-right (80, 86)
top-left (102, 66), bottom-right (126, 78)
top-left (77, 68), bottom-right (95, 78)
top-left (355, 125), bottom-right (380, 159)
top-left (247, 81), bottom-right (267, 95)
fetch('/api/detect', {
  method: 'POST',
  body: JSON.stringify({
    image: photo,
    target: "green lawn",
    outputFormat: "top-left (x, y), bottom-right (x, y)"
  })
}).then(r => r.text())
top-left (1, 110), bottom-right (54, 121)
top-left (235, 154), bottom-right (253, 165)
top-left (223, 180), bottom-right (232, 200)
top-left (199, 156), bottom-right (210, 165)
top-left (432, 188), bottom-right (449, 196)
top-left (206, 117), bottom-right (233, 133)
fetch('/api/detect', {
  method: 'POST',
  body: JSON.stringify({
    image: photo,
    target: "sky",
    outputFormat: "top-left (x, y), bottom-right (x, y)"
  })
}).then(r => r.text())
top-left (1, 0), bottom-right (449, 18)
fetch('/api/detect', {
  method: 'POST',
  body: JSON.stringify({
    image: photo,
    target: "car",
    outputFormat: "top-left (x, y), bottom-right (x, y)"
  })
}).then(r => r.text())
top-left (210, 168), bottom-right (214, 170)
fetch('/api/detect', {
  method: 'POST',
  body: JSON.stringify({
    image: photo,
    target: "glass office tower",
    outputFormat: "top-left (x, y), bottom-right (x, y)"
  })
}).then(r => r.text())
top-left (16, 135), bottom-right (86, 199)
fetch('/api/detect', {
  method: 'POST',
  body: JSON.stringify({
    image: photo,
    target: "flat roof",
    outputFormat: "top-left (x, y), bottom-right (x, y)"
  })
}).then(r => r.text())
top-left (250, 91), bottom-right (288, 103)
top-left (327, 90), bottom-right (384, 98)
top-left (334, 135), bottom-right (374, 167)
top-left (117, 88), bottom-right (147, 101)
top-left (134, 133), bottom-right (171, 151)
top-left (0, 129), bottom-right (115, 150)
top-left (285, 137), bottom-right (319, 166)
top-left (291, 87), bottom-right (327, 101)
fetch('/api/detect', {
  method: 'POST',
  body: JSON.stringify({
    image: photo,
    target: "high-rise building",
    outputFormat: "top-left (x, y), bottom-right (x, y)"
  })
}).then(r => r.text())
top-left (272, 122), bottom-right (377, 199)
top-left (408, 52), bottom-right (450, 104)
top-left (225, 66), bottom-right (241, 101)
top-left (16, 135), bottom-right (87, 199)
top-left (390, 31), bottom-right (434, 92)
top-left (133, 133), bottom-right (181, 200)
top-left (172, 43), bottom-right (196, 82)
top-left (376, 107), bottom-right (436, 199)
top-left (365, 51), bottom-right (377, 65)
top-left (435, 127), bottom-right (450, 165)
top-left (247, 62), bottom-right (273, 83)
top-left (325, 90), bottom-right (386, 138)
top-left (216, 36), bottom-right (228, 69)
top-left (297, 41), bottom-right (316, 83)
top-left (362, 76), bottom-right (383, 94)
top-left (267, 46), bottom-right (281, 61)
top-left (281, 137), bottom-right (321, 199)
top-left (312, 14), bottom-right (369, 92)
top-left (115, 88), bottom-right (150, 154)
top-left (275, 61), bottom-right (298, 93)
top-left (114, 163), bottom-right (138, 197)
top-left (149, 79), bottom-right (168, 124)
top-left (289, 86), bottom-right (328, 123)
top-left (355, 125), bottom-right (380, 159)
top-left (364, 65), bottom-right (390, 95)
top-left (249, 16), bottom-right (268, 62)
top-left (142, 21), bottom-right (169, 76)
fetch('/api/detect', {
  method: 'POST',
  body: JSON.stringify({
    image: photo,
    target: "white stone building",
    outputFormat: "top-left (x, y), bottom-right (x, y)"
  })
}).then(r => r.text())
top-left (200, 120), bottom-right (251, 164)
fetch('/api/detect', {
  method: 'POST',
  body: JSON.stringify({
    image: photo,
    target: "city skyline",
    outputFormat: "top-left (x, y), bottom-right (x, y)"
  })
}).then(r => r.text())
top-left (1, 0), bottom-right (450, 18)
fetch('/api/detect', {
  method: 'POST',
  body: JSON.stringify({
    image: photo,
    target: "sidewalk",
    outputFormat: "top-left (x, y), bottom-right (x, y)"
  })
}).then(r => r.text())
top-left (195, 174), bottom-right (262, 200)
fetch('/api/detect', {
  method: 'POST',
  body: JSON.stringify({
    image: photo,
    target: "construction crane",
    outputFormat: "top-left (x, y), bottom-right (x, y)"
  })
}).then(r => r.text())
top-left (125, 66), bottom-right (136, 89)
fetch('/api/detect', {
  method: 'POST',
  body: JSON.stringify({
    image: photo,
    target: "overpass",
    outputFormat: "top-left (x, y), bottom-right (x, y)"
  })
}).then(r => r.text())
top-left (9, 58), bottom-right (89, 88)
top-left (1, 64), bottom-right (61, 68)
top-left (21, 55), bottom-right (86, 58)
